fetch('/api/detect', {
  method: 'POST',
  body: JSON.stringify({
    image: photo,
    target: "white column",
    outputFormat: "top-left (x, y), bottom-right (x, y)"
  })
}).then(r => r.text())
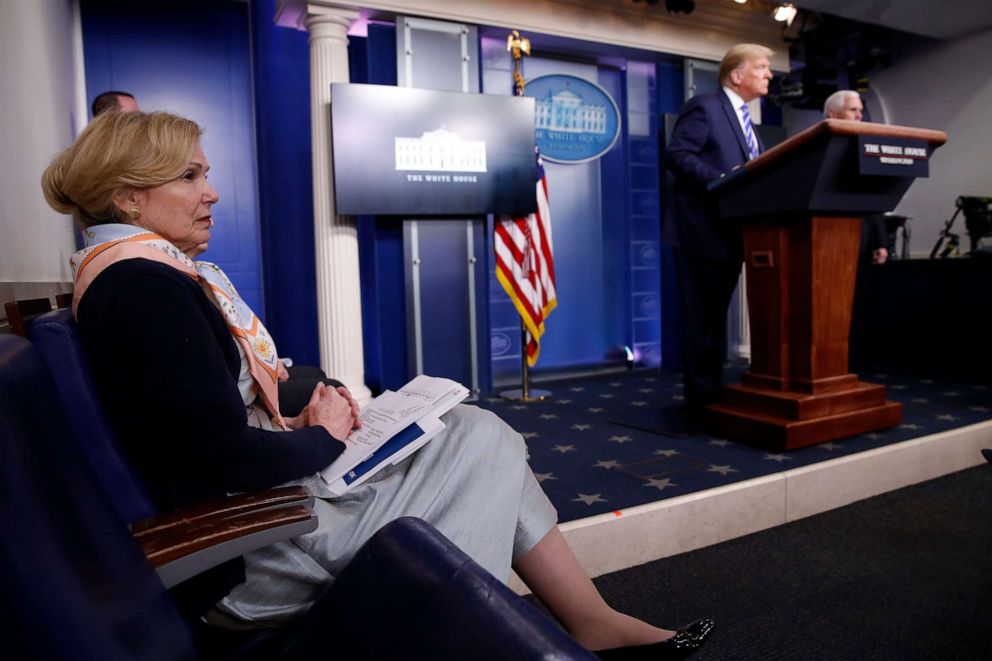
top-left (306, 6), bottom-right (372, 403)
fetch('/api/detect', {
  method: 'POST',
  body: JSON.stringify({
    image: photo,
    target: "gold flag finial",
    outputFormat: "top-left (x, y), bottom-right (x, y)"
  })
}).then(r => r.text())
top-left (506, 30), bottom-right (532, 95)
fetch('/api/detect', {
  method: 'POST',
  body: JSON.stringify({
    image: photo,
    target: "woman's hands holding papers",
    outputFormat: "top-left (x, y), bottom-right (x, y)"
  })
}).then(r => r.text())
top-left (286, 383), bottom-right (362, 440)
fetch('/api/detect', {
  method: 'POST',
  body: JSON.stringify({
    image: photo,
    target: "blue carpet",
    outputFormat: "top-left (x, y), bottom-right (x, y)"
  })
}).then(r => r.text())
top-left (472, 367), bottom-right (992, 523)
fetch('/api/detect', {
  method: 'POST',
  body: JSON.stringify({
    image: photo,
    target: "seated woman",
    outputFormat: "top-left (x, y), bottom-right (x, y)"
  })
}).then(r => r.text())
top-left (42, 111), bottom-right (713, 658)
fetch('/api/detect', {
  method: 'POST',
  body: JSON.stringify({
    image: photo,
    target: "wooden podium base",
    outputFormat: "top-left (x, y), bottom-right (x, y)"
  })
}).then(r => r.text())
top-left (704, 379), bottom-right (902, 450)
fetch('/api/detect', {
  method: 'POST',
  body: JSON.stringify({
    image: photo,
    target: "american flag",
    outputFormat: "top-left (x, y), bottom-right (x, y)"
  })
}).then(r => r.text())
top-left (494, 149), bottom-right (557, 366)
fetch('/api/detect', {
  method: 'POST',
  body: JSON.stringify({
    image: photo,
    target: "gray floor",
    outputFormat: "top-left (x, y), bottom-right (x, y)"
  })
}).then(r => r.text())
top-left (586, 464), bottom-right (992, 660)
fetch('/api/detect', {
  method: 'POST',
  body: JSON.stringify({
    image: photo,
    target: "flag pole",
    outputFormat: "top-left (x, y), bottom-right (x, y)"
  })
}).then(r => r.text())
top-left (500, 320), bottom-right (550, 401)
top-left (499, 30), bottom-right (551, 403)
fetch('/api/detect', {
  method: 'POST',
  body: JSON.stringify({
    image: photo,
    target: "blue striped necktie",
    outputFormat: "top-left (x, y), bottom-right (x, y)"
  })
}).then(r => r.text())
top-left (741, 103), bottom-right (759, 159)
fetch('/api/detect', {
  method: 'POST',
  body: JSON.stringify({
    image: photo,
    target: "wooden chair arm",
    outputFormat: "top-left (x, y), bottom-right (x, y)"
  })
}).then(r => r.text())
top-left (132, 485), bottom-right (313, 538)
top-left (138, 504), bottom-right (318, 588)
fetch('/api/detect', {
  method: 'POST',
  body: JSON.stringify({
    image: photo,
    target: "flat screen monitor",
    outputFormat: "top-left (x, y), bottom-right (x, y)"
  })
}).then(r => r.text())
top-left (330, 83), bottom-right (536, 216)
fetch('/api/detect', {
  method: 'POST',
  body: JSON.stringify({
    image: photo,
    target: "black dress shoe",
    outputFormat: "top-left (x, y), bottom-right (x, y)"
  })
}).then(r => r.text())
top-left (595, 618), bottom-right (715, 660)
top-left (983, 448), bottom-right (992, 464)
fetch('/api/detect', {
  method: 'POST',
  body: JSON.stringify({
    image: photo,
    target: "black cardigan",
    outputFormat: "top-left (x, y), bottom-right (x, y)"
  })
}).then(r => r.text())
top-left (77, 258), bottom-right (345, 617)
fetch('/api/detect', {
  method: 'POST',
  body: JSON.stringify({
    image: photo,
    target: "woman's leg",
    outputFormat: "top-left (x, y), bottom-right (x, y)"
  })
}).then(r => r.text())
top-left (513, 526), bottom-right (674, 651)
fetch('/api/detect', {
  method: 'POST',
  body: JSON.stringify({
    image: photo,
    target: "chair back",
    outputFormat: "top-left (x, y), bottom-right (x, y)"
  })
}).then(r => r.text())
top-left (0, 334), bottom-right (193, 659)
top-left (28, 308), bottom-right (156, 523)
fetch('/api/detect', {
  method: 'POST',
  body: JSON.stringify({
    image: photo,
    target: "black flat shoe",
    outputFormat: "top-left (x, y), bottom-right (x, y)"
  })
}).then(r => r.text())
top-left (595, 618), bottom-right (715, 660)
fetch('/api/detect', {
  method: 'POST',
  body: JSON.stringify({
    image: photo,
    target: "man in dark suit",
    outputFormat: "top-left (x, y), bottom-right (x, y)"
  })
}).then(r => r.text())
top-left (664, 43), bottom-right (773, 415)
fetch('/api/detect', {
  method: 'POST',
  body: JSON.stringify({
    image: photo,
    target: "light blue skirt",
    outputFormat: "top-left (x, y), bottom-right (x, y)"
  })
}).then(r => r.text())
top-left (215, 405), bottom-right (558, 626)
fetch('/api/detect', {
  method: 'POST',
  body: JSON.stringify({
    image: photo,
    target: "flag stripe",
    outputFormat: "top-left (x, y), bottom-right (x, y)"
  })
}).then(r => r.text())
top-left (494, 148), bottom-right (556, 367)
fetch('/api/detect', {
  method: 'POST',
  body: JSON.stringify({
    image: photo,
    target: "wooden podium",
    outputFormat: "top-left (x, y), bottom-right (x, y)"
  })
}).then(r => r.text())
top-left (706, 119), bottom-right (947, 449)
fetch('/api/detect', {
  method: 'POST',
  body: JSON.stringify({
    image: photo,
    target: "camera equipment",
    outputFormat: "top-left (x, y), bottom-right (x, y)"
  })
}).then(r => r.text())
top-left (930, 196), bottom-right (992, 258)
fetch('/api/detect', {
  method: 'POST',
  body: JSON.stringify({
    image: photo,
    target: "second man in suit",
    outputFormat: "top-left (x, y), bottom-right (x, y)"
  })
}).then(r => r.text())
top-left (664, 43), bottom-right (773, 416)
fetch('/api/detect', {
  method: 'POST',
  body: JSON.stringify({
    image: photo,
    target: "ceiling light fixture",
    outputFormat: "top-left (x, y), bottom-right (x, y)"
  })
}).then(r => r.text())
top-left (773, 2), bottom-right (798, 26)
top-left (733, 0), bottom-right (748, 4)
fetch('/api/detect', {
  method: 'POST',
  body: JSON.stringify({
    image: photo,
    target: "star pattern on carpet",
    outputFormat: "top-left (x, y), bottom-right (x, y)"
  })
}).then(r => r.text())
top-left (556, 399), bottom-right (573, 405)
top-left (943, 391), bottom-right (960, 397)
top-left (672, 394), bottom-right (685, 401)
top-left (707, 464), bottom-right (738, 475)
top-left (471, 365), bottom-right (992, 523)
top-left (599, 393), bottom-right (616, 399)
top-left (708, 439), bottom-right (731, 447)
top-left (573, 493), bottom-right (606, 505)
top-left (539, 413), bottom-right (558, 420)
top-left (900, 423), bottom-right (922, 430)
top-left (890, 384), bottom-right (908, 390)
top-left (936, 413), bottom-right (959, 421)
top-left (645, 477), bottom-right (677, 490)
top-left (630, 401), bottom-right (648, 406)
top-left (571, 423), bottom-right (592, 431)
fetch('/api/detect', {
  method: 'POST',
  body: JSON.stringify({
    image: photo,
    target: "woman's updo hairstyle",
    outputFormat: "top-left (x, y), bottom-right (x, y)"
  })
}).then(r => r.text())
top-left (41, 111), bottom-right (203, 227)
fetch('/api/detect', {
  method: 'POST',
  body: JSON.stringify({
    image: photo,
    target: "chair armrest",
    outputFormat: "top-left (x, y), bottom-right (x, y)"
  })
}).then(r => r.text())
top-left (139, 505), bottom-right (318, 589)
top-left (132, 485), bottom-right (313, 538)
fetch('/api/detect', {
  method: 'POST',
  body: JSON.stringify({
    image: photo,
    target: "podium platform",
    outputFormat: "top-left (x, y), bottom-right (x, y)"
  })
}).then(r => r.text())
top-left (706, 119), bottom-right (947, 449)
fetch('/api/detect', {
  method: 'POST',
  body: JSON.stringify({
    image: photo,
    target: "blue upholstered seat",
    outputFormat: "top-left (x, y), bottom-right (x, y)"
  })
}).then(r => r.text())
top-left (29, 308), bottom-right (156, 524)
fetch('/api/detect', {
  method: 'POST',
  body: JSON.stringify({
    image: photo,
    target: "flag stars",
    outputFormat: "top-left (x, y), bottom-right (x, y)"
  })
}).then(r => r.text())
top-left (942, 391), bottom-right (960, 397)
top-left (595, 459), bottom-right (621, 470)
top-left (556, 399), bottom-right (573, 405)
top-left (708, 439), bottom-right (731, 447)
top-left (570, 387), bottom-right (586, 392)
top-left (630, 401), bottom-right (648, 407)
top-left (609, 435), bottom-right (634, 444)
top-left (571, 423), bottom-right (592, 431)
top-left (645, 477), bottom-right (677, 490)
top-left (672, 394), bottom-right (685, 401)
top-left (707, 464), bottom-right (738, 476)
top-left (572, 493), bottom-right (607, 505)
top-left (587, 407), bottom-right (605, 413)
top-left (654, 449), bottom-right (679, 457)
top-left (552, 445), bottom-right (576, 453)
top-left (599, 393), bottom-right (616, 399)
top-left (639, 388), bottom-right (655, 393)
top-left (539, 413), bottom-right (558, 420)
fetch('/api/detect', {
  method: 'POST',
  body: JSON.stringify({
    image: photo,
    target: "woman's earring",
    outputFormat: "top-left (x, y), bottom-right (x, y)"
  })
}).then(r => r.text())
top-left (128, 207), bottom-right (142, 221)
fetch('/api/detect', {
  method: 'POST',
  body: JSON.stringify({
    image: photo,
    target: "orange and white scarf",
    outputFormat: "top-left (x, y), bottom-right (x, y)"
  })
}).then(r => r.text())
top-left (71, 224), bottom-right (285, 428)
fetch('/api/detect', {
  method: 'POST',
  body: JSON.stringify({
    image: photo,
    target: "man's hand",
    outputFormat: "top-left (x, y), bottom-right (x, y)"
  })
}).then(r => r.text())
top-left (277, 359), bottom-right (290, 382)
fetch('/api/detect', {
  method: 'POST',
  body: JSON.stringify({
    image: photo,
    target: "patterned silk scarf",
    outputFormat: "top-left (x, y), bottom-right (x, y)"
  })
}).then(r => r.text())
top-left (71, 224), bottom-right (285, 427)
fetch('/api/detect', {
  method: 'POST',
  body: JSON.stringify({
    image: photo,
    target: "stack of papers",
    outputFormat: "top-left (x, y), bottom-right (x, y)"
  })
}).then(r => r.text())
top-left (320, 375), bottom-right (469, 495)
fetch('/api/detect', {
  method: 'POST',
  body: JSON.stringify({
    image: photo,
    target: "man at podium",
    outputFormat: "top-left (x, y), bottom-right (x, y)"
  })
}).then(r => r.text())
top-left (664, 43), bottom-right (773, 416)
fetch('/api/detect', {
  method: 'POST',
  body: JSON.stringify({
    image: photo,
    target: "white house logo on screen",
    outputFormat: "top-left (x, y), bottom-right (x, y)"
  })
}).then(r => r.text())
top-left (394, 128), bottom-right (487, 173)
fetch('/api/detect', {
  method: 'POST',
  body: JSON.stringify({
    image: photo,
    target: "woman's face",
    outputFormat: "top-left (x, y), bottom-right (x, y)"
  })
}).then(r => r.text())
top-left (130, 145), bottom-right (219, 253)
